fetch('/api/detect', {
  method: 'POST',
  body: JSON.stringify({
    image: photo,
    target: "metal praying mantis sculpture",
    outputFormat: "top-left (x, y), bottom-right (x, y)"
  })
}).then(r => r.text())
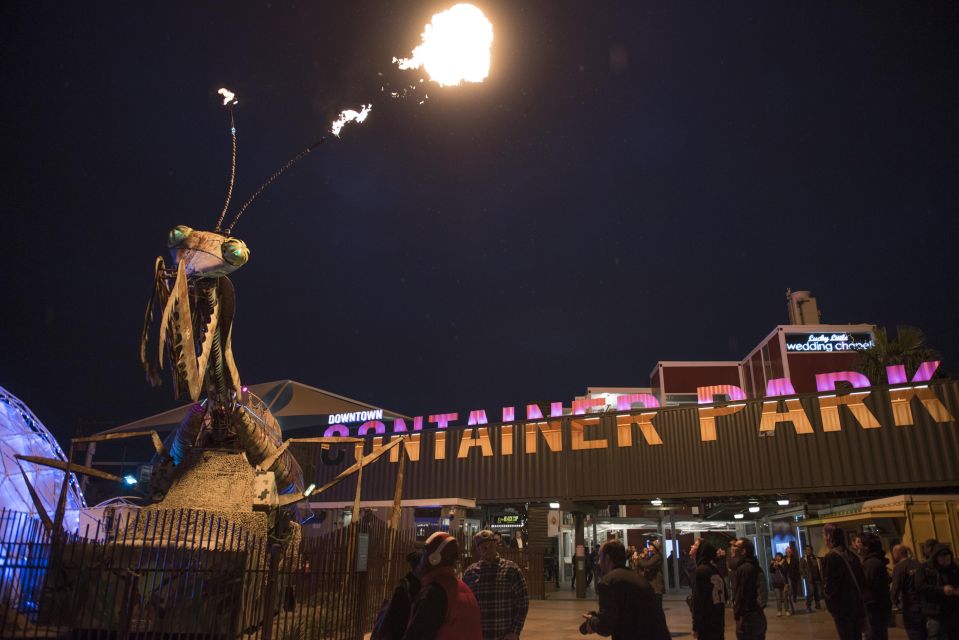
top-left (138, 90), bottom-right (318, 509)
top-left (18, 90), bottom-right (405, 535)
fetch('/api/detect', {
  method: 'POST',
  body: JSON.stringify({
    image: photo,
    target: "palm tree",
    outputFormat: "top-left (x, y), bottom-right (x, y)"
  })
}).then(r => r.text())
top-left (857, 325), bottom-right (942, 384)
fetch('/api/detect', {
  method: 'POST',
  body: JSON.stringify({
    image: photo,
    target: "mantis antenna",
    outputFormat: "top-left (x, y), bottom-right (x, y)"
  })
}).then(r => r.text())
top-left (214, 88), bottom-right (239, 232)
top-left (224, 137), bottom-right (326, 234)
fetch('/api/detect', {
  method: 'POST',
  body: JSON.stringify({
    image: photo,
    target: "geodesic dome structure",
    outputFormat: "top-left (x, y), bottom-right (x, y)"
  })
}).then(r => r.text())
top-left (0, 385), bottom-right (85, 531)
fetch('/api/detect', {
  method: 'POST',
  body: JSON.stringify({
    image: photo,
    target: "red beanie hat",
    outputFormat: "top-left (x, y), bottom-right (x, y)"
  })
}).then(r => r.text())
top-left (423, 531), bottom-right (459, 568)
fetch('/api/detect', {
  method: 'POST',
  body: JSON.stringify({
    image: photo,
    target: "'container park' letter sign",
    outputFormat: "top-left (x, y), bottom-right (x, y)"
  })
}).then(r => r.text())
top-left (319, 361), bottom-right (955, 464)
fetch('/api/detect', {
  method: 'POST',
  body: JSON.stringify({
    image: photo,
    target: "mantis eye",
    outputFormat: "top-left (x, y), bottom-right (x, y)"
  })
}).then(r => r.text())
top-left (221, 238), bottom-right (250, 267)
top-left (168, 225), bottom-right (193, 247)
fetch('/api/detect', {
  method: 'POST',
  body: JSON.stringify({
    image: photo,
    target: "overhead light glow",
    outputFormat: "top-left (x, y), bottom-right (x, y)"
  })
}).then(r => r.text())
top-left (304, 483), bottom-right (316, 497)
top-left (749, 506), bottom-right (760, 513)
top-left (394, 4), bottom-right (493, 86)
top-left (777, 499), bottom-right (790, 506)
top-left (123, 475), bottom-right (138, 486)
top-left (651, 498), bottom-right (663, 506)
top-left (734, 513), bottom-right (744, 519)
top-left (549, 502), bottom-right (560, 509)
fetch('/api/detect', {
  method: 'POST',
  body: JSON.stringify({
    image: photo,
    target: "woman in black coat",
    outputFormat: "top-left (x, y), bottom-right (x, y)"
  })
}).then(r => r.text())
top-left (783, 545), bottom-right (802, 611)
top-left (770, 552), bottom-right (792, 616)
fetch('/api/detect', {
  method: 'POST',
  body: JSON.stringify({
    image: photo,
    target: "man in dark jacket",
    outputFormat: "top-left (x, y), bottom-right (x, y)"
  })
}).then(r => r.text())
top-left (918, 543), bottom-right (959, 640)
top-left (581, 539), bottom-right (670, 640)
top-left (891, 544), bottom-right (926, 640)
top-left (801, 544), bottom-right (823, 612)
top-left (693, 540), bottom-right (727, 640)
top-left (822, 524), bottom-right (867, 640)
top-left (731, 538), bottom-right (766, 640)
top-left (373, 551), bottom-right (421, 640)
top-left (860, 533), bottom-right (892, 640)
top-left (636, 540), bottom-right (666, 608)
top-left (684, 543), bottom-right (699, 588)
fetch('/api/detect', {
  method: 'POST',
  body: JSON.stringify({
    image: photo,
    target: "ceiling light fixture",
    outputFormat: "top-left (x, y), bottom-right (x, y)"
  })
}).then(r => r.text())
top-left (734, 513), bottom-right (744, 519)
top-left (749, 506), bottom-right (761, 513)
top-left (651, 498), bottom-right (663, 506)
top-left (777, 499), bottom-right (790, 506)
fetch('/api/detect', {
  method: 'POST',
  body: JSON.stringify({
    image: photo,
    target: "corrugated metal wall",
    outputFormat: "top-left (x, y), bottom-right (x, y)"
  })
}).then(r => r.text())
top-left (299, 381), bottom-right (959, 504)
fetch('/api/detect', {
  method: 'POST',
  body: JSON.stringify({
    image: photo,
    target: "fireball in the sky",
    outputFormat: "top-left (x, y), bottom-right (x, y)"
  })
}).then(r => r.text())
top-left (394, 3), bottom-right (493, 86)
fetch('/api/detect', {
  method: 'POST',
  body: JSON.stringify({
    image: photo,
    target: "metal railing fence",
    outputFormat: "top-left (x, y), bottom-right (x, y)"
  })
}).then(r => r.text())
top-left (0, 508), bottom-right (417, 640)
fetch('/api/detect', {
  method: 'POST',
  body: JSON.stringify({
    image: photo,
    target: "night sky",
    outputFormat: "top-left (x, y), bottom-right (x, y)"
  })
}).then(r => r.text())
top-left (4, 1), bottom-right (959, 445)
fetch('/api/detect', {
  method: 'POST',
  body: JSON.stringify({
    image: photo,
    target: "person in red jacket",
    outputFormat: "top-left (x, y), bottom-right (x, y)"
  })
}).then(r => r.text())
top-left (403, 531), bottom-right (482, 640)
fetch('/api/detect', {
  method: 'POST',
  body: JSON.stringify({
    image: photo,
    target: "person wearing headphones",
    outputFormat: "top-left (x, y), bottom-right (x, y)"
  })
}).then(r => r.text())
top-left (403, 531), bottom-right (482, 640)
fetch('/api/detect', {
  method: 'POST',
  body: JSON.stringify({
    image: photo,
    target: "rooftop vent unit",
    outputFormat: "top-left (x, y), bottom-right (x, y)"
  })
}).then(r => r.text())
top-left (786, 289), bottom-right (821, 325)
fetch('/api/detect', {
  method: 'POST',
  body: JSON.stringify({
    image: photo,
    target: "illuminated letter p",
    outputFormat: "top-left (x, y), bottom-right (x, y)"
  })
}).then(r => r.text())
top-left (697, 385), bottom-right (747, 441)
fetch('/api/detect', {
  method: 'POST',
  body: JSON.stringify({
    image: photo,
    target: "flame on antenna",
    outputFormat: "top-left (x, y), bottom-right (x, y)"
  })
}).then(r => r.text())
top-left (330, 104), bottom-right (372, 138)
top-left (218, 88), bottom-right (238, 106)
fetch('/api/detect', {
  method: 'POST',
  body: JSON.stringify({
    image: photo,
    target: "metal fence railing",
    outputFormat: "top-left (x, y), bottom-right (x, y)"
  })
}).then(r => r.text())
top-left (0, 507), bottom-right (418, 640)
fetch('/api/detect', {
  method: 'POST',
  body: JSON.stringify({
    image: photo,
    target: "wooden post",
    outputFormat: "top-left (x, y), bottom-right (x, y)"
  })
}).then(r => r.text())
top-left (354, 569), bottom-right (368, 640)
top-left (345, 442), bottom-right (364, 601)
top-left (352, 443), bottom-right (364, 524)
top-left (385, 439), bottom-right (407, 584)
top-left (389, 440), bottom-right (406, 529)
top-left (52, 442), bottom-right (75, 535)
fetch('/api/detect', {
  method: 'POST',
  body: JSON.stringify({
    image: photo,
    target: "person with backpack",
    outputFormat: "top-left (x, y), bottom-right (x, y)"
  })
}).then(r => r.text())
top-left (403, 531), bottom-right (482, 640)
top-left (891, 544), bottom-right (925, 640)
top-left (731, 538), bottom-right (767, 640)
top-left (822, 524), bottom-right (867, 640)
top-left (372, 551), bottom-right (422, 640)
top-left (770, 553), bottom-right (791, 617)
top-left (692, 540), bottom-right (727, 640)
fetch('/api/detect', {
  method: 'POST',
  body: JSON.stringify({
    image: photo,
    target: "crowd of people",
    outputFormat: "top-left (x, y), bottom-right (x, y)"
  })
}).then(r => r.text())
top-left (599, 527), bottom-right (958, 640)
top-left (373, 529), bottom-right (529, 640)
top-left (816, 526), bottom-right (959, 640)
top-left (374, 531), bottom-right (670, 640)
top-left (682, 526), bottom-right (959, 640)
top-left (373, 526), bottom-right (958, 640)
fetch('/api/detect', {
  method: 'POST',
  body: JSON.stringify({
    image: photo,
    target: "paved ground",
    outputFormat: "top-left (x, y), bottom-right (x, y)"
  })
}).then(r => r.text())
top-left (522, 590), bottom-right (909, 640)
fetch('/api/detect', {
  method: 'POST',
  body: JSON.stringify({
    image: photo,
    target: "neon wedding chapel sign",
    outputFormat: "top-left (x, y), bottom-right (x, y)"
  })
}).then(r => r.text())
top-left (784, 332), bottom-right (875, 353)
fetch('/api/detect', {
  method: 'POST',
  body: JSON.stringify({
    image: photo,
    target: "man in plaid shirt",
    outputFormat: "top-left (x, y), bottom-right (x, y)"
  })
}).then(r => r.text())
top-left (464, 529), bottom-right (530, 640)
